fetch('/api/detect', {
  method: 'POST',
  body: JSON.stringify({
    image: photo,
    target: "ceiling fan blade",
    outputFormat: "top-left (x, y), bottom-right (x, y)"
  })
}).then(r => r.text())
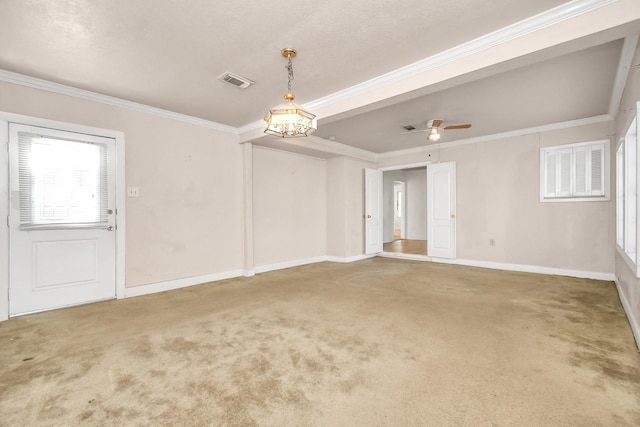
top-left (431, 119), bottom-right (444, 128)
top-left (443, 124), bottom-right (471, 130)
top-left (400, 129), bottom-right (429, 135)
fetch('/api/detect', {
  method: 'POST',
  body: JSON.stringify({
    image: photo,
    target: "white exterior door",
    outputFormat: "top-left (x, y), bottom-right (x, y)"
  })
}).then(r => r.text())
top-left (427, 161), bottom-right (456, 259)
top-left (365, 168), bottom-right (383, 254)
top-left (8, 123), bottom-right (117, 316)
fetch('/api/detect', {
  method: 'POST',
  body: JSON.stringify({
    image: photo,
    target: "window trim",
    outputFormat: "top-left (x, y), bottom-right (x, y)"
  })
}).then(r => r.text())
top-left (616, 107), bottom-right (640, 277)
top-left (539, 139), bottom-right (610, 203)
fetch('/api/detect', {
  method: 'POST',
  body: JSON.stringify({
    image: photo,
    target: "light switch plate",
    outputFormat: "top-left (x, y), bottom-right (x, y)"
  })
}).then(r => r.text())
top-left (127, 187), bottom-right (140, 197)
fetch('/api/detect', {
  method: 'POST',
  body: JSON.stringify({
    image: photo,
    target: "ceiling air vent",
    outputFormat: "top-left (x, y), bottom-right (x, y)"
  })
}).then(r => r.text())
top-left (218, 72), bottom-right (254, 89)
top-left (403, 125), bottom-right (416, 131)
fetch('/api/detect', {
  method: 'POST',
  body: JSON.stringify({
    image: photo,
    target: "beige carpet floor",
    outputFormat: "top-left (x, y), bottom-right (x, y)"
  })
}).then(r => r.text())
top-left (1, 257), bottom-right (639, 426)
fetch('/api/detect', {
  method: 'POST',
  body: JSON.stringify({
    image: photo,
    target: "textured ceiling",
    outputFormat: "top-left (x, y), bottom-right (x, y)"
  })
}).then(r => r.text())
top-left (0, 0), bottom-right (568, 126)
top-left (0, 1), bottom-right (638, 155)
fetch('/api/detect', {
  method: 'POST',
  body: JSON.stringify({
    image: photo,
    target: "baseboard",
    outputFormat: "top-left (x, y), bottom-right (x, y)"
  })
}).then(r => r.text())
top-left (254, 256), bottom-right (328, 274)
top-left (123, 253), bottom-right (372, 299)
top-left (255, 253), bottom-right (375, 272)
top-left (250, 253), bottom-right (614, 281)
top-left (377, 252), bottom-right (614, 281)
top-left (124, 269), bottom-right (244, 298)
top-left (614, 276), bottom-right (640, 351)
top-left (431, 257), bottom-right (615, 281)
top-left (326, 254), bottom-right (376, 263)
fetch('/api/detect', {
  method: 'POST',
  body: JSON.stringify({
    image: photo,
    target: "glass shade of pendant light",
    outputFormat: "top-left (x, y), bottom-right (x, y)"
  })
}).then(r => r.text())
top-left (264, 48), bottom-right (317, 138)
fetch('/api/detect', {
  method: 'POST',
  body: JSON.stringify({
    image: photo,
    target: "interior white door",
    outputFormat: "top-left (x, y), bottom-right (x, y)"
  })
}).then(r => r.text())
top-left (8, 123), bottom-right (117, 316)
top-left (427, 161), bottom-right (456, 259)
top-left (365, 168), bottom-right (383, 254)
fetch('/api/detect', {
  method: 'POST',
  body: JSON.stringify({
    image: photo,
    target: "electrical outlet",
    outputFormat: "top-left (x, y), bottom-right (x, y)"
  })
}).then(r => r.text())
top-left (489, 238), bottom-right (495, 246)
top-left (127, 187), bottom-right (140, 197)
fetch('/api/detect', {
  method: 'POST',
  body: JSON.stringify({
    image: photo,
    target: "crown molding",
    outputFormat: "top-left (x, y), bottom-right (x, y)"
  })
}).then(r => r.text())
top-left (238, 119), bottom-right (264, 136)
top-left (378, 115), bottom-right (614, 158)
top-left (304, 0), bottom-right (619, 114)
top-left (0, 70), bottom-right (239, 135)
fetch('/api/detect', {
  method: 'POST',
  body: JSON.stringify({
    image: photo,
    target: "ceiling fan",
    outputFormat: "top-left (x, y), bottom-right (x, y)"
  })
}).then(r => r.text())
top-left (401, 119), bottom-right (471, 142)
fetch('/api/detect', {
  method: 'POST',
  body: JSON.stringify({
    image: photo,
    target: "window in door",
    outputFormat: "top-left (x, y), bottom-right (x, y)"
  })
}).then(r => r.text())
top-left (18, 131), bottom-right (109, 229)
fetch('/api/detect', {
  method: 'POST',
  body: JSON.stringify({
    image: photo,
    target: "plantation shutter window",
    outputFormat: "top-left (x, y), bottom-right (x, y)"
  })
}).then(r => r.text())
top-left (590, 145), bottom-right (604, 196)
top-left (558, 148), bottom-right (572, 196)
top-left (574, 146), bottom-right (587, 196)
top-left (540, 140), bottom-right (609, 202)
top-left (544, 151), bottom-right (557, 196)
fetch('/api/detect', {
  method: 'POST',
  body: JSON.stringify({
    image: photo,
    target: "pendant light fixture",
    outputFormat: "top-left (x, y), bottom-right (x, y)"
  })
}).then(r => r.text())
top-left (264, 48), bottom-right (317, 138)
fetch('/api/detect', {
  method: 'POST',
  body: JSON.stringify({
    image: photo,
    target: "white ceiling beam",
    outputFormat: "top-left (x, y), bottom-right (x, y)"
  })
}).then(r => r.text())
top-left (310, 0), bottom-right (639, 121)
top-left (306, 0), bottom-right (624, 118)
top-left (608, 35), bottom-right (640, 117)
top-left (240, 0), bottom-right (640, 148)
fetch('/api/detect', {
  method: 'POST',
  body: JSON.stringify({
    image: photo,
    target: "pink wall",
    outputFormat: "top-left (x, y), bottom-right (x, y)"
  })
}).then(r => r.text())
top-left (379, 121), bottom-right (613, 274)
top-left (252, 146), bottom-right (327, 266)
top-left (327, 157), bottom-right (377, 259)
top-left (0, 81), bottom-right (244, 287)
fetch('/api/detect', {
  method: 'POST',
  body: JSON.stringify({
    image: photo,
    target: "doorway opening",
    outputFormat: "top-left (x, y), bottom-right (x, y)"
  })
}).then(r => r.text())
top-left (393, 181), bottom-right (405, 240)
top-left (365, 162), bottom-right (456, 259)
top-left (382, 167), bottom-right (427, 256)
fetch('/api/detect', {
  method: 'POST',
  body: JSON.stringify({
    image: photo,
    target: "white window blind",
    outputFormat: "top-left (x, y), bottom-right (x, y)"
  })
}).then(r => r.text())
top-left (540, 140), bottom-right (608, 201)
top-left (18, 131), bottom-right (109, 228)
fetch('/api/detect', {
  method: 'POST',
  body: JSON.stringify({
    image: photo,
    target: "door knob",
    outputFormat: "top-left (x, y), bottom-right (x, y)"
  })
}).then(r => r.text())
top-left (367, 215), bottom-right (372, 218)
top-left (106, 225), bottom-right (114, 231)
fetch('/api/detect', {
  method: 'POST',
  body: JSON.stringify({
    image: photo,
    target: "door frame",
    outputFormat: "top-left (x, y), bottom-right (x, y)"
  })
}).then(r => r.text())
top-left (365, 168), bottom-right (384, 254)
top-left (0, 112), bottom-right (126, 321)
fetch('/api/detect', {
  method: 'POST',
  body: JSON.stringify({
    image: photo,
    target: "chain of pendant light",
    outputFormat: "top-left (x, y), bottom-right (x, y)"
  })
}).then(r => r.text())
top-left (286, 54), bottom-right (295, 97)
